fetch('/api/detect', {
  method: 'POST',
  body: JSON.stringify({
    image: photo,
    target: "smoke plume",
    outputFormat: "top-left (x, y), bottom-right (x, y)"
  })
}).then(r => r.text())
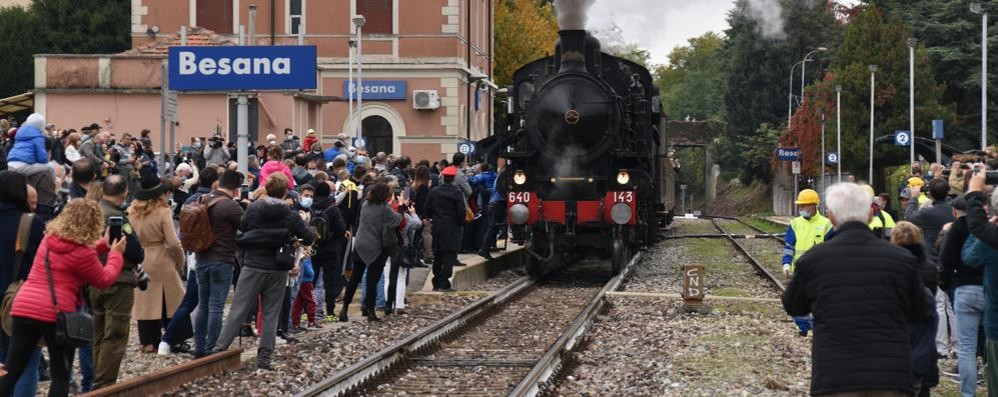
top-left (744, 0), bottom-right (785, 40)
top-left (553, 0), bottom-right (596, 30)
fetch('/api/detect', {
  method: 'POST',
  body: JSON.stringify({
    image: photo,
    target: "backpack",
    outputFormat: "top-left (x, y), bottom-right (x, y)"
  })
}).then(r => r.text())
top-left (179, 194), bottom-right (225, 252)
top-left (310, 209), bottom-right (330, 242)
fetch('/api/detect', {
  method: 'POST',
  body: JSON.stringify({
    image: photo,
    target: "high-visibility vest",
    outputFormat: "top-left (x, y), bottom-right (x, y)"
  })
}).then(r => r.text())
top-left (869, 210), bottom-right (896, 239)
top-left (790, 214), bottom-right (833, 270)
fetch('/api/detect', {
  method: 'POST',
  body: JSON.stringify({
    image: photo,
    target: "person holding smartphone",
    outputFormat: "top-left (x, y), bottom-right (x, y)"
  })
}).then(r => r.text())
top-left (0, 200), bottom-right (127, 397)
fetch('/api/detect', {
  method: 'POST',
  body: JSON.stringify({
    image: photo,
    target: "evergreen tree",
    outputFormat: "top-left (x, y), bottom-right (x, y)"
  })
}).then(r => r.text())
top-left (655, 32), bottom-right (727, 121)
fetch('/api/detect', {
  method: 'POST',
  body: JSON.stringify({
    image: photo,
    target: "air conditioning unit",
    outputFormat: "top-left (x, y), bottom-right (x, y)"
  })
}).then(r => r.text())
top-left (413, 90), bottom-right (440, 110)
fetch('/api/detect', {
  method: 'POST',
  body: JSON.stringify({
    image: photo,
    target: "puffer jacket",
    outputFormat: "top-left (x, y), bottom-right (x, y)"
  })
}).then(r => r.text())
top-left (782, 221), bottom-right (925, 396)
top-left (11, 235), bottom-right (123, 323)
top-left (6, 125), bottom-right (47, 165)
top-left (259, 160), bottom-right (295, 189)
top-left (237, 197), bottom-right (315, 271)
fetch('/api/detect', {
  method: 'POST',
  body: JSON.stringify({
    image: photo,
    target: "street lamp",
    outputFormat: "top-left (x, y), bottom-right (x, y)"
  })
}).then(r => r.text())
top-left (352, 15), bottom-right (366, 143)
top-left (787, 47), bottom-right (828, 129)
top-left (869, 64), bottom-right (877, 184)
top-left (908, 37), bottom-right (917, 172)
top-left (835, 84), bottom-right (842, 183)
top-left (971, 3), bottom-right (988, 150)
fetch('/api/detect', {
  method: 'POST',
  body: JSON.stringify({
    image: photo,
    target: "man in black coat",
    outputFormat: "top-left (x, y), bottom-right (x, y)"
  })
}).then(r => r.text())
top-left (783, 182), bottom-right (926, 396)
top-left (307, 183), bottom-right (348, 316)
top-left (426, 166), bottom-right (465, 291)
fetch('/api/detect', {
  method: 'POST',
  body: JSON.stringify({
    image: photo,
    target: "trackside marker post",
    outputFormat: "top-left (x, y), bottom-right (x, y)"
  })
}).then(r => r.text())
top-left (682, 264), bottom-right (706, 312)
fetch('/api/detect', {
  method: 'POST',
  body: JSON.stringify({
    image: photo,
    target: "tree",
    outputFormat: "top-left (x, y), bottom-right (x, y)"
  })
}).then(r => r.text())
top-left (0, 6), bottom-right (45, 98)
top-left (494, 0), bottom-right (559, 87)
top-left (654, 32), bottom-right (727, 121)
top-left (834, 6), bottom-right (952, 178)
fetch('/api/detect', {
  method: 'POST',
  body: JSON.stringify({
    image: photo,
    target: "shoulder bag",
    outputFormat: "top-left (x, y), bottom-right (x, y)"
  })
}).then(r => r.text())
top-left (44, 250), bottom-right (93, 348)
top-left (1, 214), bottom-right (34, 335)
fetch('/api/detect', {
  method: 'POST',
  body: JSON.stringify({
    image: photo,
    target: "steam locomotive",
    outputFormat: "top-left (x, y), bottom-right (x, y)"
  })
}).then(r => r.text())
top-left (500, 29), bottom-right (676, 276)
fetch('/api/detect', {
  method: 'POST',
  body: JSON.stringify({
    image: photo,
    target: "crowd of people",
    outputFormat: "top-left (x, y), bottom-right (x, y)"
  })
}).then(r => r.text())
top-left (782, 155), bottom-right (998, 397)
top-left (0, 114), bottom-right (505, 395)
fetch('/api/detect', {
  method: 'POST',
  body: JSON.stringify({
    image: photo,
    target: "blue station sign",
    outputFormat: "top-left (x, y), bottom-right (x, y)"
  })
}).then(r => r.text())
top-left (894, 130), bottom-right (911, 146)
top-left (776, 147), bottom-right (800, 161)
top-left (932, 119), bottom-right (944, 140)
top-left (343, 80), bottom-right (407, 101)
top-left (168, 45), bottom-right (317, 91)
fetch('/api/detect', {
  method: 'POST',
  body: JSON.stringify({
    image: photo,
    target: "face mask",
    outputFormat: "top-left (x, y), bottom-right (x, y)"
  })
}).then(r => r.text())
top-left (307, 170), bottom-right (317, 176)
top-left (194, 142), bottom-right (202, 149)
top-left (926, 171), bottom-right (934, 180)
top-left (300, 197), bottom-right (313, 209)
top-left (799, 210), bottom-right (812, 219)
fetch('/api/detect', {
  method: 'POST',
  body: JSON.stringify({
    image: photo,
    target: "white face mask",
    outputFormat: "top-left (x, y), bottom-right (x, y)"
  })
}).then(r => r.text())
top-left (799, 210), bottom-right (812, 219)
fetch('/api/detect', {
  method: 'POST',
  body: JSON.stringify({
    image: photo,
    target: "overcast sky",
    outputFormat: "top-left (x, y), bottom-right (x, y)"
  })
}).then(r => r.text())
top-left (585, 0), bottom-right (862, 66)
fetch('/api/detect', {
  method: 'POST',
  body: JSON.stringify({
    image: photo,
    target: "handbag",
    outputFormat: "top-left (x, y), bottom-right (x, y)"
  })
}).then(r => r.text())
top-left (43, 249), bottom-right (93, 348)
top-left (1, 214), bottom-right (34, 335)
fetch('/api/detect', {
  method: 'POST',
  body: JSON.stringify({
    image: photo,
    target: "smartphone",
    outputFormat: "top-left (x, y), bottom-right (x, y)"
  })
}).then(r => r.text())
top-left (394, 187), bottom-right (403, 199)
top-left (108, 216), bottom-right (123, 241)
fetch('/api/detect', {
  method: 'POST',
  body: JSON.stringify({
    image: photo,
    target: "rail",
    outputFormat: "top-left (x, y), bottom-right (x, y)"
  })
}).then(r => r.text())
top-left (80, 349), bottom-right (242, 397)
top-left (294, 275), bottom-right (535, 397)
top-left (507, 251), bottom-right (643, 397)
top-left (709, 218), bottom-right (786, 292)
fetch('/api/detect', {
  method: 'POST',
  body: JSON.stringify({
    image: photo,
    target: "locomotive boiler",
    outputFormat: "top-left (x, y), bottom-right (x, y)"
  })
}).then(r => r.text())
top-left (500, 29), bottom-right (675, 276)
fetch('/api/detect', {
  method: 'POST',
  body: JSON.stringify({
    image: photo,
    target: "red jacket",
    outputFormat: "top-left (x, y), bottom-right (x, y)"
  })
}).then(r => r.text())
top-left (11, 235), bottom-right (123, 323)
top-left (260, 160), bottom-right (295, 189)
top-left (302, 136), bottom-right (318, 153)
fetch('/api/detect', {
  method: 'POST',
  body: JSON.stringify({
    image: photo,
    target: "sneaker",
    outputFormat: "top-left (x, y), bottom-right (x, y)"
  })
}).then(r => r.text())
top-left (308, 322), bottom-right (321, 329)
top-left (287, 327), bottom-right (306, 336)
top-left (941, 366), bottom-right (959, 377)
top-left (240, 325), bottom-right (257, 338)
top-left (171, 342), bottom-right (193, 354)
top-left (258, 361), bottom-right (274, 371)
top-left (157, 341), bottom-right (171, 356)
top-left (325, 315), bottom-right (337, 323)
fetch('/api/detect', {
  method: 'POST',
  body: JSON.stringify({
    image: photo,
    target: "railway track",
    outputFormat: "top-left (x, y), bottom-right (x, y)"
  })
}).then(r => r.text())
top-left (708, 218), bottom-right (786, 292)
top-left (295, 253), bottom-right (642, 397)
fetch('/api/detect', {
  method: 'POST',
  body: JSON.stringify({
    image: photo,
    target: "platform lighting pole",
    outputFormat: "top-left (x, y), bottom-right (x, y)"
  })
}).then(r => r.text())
top-left (347, 39), bottom-right (354, 138)
top-left (972, 3), bottom-right (989, 150)
top-left (353, 15), bottom-right (365, 144)
top-left (788, 61), bottom-right (799, 128)
top-left (820, 112), bottom-right (825, 200)
top-left (869, 65), bottom-right (877, 184)
top-left (800, 48), bottom-right (827, 106)
top-left (836, 84), bottom-right (842, 183)
top-left (235, 8), bottom-right (253, 174)
top-left (908, 37), bottom-right (917, 172)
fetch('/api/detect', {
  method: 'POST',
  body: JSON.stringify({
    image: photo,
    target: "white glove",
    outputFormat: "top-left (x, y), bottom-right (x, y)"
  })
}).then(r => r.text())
top-left (782, 264), bottom-right (792, 277)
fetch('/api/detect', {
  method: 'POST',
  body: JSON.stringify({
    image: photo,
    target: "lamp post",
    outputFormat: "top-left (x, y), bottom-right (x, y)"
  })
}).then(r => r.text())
top-left (972, 3), bottom-right (989, 150)
top-left (908, 37), bottom-right (917, 172)
top-left (869, 64), bottom-right (877, 184)
top-left (836, 84), bottom-right (842, 183)
top-left (787, 47), bottom-right (828, 129)
top-left (347, 38), bottom-right (355, 140)
top-left (820, 112), bottom-right (825, 198)
top-left (352, 15), bottom-right (366, 143)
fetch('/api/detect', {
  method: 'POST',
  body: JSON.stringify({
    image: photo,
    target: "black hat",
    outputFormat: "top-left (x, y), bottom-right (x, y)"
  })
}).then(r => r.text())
top-left (134, 171), bottom-right (170, 201)
top-left (313, 181), bottom-right (331, 197)
top-left (952, 195), bottom-right (969, 211)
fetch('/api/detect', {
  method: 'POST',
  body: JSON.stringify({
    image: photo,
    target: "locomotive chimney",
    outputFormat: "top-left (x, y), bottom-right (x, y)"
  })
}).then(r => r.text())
top-left (557, 30), bottom-right (588, 73)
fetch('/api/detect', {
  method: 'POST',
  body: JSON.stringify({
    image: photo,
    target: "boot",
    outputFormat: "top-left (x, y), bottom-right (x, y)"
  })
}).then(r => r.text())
top-left (366, 309), bottom-right (380, 322)
top-left (338, 306), bottom-right (349, 322)
top-left (361, 307), bottom-right (370, 316)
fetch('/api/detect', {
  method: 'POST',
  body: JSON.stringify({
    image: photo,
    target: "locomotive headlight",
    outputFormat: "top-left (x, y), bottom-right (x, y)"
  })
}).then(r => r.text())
top-left (616, 170), bottom-right (630, 185)
top-left (611, 203), bottom-right (632, 225)
top-left (514, 170), bottom-right (527, 185)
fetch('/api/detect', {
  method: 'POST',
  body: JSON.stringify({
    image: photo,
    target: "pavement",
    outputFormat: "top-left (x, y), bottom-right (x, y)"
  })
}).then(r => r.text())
top-left (767, 216), bottom-right (792, 226)
top-left (406, 241), bottom-right (524, 293)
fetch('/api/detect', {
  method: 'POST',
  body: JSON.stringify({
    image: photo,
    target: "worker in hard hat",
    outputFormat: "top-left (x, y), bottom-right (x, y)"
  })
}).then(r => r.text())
top-left (907, 177), bottom-right (931, 207)
top-left (866, 185), bottom-right (896, 239)
top-left (783, 189), bottom-right (835, 336)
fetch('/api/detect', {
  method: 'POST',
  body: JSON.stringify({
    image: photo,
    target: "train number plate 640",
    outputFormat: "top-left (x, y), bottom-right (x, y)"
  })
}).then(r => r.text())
top-left (612, 191), bottom-right (634, 203)
top-left (508, 192), bottom-right (532, 203)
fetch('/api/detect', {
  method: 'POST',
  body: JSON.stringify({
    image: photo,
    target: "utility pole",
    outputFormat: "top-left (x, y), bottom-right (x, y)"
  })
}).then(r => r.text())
top-left (836, 84), bottom-right (842, 183)
top-left (908, 37), bottom-right (917, 172)
top-left (353, 15), bottom-right (366, 144)
top-left (869, 64), bottom-right (877, 184)
top-left (972, 3), bottom-right (989, 150)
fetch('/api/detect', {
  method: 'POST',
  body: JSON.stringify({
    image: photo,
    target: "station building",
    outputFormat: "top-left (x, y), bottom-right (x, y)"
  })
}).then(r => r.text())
top-left (31, 0), bottom-right (495, 161)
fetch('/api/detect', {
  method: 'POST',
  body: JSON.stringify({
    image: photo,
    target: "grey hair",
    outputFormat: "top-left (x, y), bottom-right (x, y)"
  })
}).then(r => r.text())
top-left (990, 186), bottom-right (998, 210)
top-left (825, 183), bottom-right (872, 225)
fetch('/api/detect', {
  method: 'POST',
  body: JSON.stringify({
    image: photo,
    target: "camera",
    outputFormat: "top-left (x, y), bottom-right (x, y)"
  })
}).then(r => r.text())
top-left (135, 264), bottom-right (150, 291)
top-left (209, 135), bottom-right (224, 149)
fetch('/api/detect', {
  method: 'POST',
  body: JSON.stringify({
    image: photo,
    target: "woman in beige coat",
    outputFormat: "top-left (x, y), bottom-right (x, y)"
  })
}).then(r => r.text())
top-left (128, 173), bottom-right (186, 352)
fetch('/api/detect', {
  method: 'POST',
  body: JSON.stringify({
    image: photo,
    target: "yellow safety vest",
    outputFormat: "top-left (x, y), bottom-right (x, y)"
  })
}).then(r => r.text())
top-left (790, 214), bottom-right (833, 270)
top-left (869, 210), bottom-right (895, 235)
top-left (916, 193), bottom-right (931, 206)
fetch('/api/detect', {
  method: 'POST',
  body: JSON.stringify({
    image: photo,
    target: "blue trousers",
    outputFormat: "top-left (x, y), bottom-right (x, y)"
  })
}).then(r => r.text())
top-left (162, 269), bottom-right (198, 345)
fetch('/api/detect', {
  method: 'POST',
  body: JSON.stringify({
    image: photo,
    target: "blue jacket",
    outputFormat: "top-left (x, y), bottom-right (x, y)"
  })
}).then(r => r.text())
top-left (962, 234), bottom-right (998, 339)
top-left (6, 125), bottom-right (47, 165)
top-left (469, 171), bottom-right (497, 206)
top-left (300, 256), bottom-right (315, 283)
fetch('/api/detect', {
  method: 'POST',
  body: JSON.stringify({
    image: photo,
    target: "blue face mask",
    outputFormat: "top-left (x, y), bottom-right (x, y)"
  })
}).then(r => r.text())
top-left (300, 197), bottom-right (313, 209)
top-left (799, 210), bottom-right (811, 219)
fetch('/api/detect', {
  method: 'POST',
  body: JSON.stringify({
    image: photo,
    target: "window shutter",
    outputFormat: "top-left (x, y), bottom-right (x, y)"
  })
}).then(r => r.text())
top-left (357, 0), bottom-right (393, 34)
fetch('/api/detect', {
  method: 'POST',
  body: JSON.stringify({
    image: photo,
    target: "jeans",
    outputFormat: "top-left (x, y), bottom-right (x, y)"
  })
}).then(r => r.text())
top-left (361, 267), bottom-right (386, 309)
top-left (163, 269), bottom-right (198, 345)
top-left (0, 331), bottom-right (39, 397)
top-left (76, 345), bottom-right (94, 392)
top-left (194, 262), bottom-right (234, 356)
top-left (938, 288), bottom-right (958, 357)
top-left (955, 285), bottom-right (986, 397)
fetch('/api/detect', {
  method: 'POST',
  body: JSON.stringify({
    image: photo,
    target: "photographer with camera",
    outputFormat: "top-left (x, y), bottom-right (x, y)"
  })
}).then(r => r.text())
top-left (203, 134), bottom-right (230, 167)
top-left (92, 174), bottom-right (146, 389)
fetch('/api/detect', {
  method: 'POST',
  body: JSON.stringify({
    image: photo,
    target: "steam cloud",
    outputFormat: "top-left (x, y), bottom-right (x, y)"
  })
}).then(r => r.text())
top-left (553, 0), bottom-right (596, 30)
top-left (744, 0), bottom-right (785, 40)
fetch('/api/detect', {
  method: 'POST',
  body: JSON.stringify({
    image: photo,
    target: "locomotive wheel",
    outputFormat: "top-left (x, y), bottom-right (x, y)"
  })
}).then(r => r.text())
top-left (611, 233), bottom-right (627, 275)
top-left (525, 232), bottom-right (551, 277)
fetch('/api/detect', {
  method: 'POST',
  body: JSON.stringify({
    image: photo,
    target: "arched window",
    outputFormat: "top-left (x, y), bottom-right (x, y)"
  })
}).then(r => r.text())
top-left (362, 115), bottom-right (393, 155)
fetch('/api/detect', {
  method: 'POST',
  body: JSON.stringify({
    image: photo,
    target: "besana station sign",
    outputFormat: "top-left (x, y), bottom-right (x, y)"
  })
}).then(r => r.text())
top-left (168, 46), bottom-right (317, 91)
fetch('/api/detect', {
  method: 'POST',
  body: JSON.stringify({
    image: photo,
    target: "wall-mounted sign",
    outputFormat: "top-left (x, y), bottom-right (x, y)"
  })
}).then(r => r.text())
top-left (342, 80), bottom-right (407, 101)
top-left (776, 147), bottom-right (800, 161)
top-left (168, 45), bottom-right (317, 91)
